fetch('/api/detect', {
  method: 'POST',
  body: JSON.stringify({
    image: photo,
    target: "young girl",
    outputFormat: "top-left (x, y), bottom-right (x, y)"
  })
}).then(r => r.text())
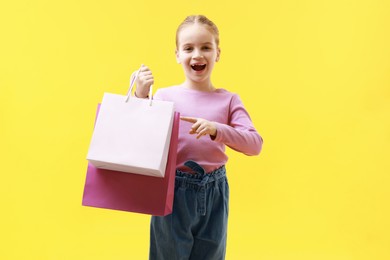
top-left (135, 15), bottom-right (263, 260)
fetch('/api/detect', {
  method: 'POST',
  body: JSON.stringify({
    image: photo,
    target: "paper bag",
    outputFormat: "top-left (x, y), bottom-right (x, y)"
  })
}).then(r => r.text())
top-left (87, 79), bottom-right (174, 177)
top-left (82, 105), bottom-right (179, 216)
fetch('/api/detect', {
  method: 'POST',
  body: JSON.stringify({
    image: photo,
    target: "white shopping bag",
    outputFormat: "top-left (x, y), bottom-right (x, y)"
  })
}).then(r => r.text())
top-left (87, 70), bottom-right (175, 177)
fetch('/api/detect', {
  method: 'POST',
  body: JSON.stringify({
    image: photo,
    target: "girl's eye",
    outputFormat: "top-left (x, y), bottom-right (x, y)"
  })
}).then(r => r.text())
top-left (184, 47), bottom-right (193, 51)
top-left (202, 46), bottom-right (211, 50)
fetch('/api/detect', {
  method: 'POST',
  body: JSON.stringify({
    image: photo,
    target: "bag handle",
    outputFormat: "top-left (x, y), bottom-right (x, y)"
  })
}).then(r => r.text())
top-left (125, 66), bottom-right (153, 106)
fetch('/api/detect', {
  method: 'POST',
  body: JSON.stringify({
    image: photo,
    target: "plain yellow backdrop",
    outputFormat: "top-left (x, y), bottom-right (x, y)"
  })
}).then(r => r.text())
top-left (1, 0), bottom-right (389, 259)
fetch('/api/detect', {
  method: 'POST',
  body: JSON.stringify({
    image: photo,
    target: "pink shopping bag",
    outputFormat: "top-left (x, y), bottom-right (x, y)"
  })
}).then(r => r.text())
top-left (82, 104), bottom-right (179, 216)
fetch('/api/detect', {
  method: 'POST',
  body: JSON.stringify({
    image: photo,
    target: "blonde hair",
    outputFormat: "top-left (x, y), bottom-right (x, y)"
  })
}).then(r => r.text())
top-left (176, 15), bottom-right (220, 48)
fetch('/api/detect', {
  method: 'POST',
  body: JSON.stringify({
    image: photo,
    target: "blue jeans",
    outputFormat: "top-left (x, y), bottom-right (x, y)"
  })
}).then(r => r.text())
top-left (149, 161), bottom-right (229, 260)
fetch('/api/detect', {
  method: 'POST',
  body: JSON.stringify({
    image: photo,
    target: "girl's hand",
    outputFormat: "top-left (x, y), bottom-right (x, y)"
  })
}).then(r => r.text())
top-left (135, 64), bottom-right (154, 98)
top-left (180, 116), bottom-right (217, 139)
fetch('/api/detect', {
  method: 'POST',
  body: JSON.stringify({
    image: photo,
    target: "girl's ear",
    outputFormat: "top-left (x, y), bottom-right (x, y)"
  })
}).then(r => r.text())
top-left (216, 48), bottom-right (221, 62)
top-left (175, 49), bottom-right (181, 64)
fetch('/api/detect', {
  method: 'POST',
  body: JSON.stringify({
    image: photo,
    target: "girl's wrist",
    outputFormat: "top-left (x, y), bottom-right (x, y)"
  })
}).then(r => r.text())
top-left (134, 90), bottom-right (149, 99)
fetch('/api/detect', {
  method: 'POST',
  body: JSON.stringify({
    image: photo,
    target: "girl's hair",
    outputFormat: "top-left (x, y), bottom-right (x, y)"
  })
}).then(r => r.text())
top-left (176, 15), bottom-right (220, 48)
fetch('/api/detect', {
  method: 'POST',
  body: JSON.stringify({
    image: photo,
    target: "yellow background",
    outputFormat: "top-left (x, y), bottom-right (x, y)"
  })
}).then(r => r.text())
top-left (1, 0), bottom-right (389, 259)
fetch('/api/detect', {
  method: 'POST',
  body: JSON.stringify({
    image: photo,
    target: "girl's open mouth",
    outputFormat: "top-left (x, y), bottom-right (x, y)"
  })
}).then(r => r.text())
top-left (191, 64), bottom-right (206, 71)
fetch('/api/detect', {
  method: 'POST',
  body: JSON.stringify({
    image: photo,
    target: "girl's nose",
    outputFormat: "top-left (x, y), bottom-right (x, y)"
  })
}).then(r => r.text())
top-left (193, 50), bottom-right (204, 59)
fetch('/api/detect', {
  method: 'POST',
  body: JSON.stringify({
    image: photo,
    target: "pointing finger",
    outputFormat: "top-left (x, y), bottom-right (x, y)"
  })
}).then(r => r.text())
top-left (180, 116), bottom-right (198, 123)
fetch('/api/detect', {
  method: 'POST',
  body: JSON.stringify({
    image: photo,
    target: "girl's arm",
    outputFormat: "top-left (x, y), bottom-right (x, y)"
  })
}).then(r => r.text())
top-left (213, 94), bottom-right (263, 156)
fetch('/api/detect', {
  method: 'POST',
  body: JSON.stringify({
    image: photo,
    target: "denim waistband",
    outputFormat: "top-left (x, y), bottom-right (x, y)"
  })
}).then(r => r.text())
top-left (175, 161), bottom-right (226, 191)
top-left (175, 161), bottom-right (227, 216)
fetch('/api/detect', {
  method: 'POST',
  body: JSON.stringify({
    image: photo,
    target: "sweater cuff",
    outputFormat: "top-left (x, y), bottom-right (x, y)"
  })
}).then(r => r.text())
top-left (211, 122), bottom-right (226, 143)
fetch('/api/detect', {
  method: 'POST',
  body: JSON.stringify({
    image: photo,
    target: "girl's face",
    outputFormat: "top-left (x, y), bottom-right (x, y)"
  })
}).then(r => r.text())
top-left (176, 23), bottom-right (220, 87)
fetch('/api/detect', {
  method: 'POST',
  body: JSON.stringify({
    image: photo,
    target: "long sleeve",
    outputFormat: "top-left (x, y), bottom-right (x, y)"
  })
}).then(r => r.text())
top-left (213, 94), bottom-right (263, 155)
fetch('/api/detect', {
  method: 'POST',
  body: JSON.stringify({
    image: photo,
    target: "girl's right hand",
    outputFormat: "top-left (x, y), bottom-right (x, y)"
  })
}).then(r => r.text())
top-left (135, 64), bottom-right (154, 98)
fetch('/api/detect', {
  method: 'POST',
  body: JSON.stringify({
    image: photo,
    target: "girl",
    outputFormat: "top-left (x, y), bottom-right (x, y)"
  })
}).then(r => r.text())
top-left (135, 15), bottom-right (263, 260)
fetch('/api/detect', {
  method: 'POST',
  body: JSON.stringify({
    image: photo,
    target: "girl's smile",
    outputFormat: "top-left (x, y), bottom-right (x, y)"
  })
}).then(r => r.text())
top-left (191, 63), bottom-right (206, 72)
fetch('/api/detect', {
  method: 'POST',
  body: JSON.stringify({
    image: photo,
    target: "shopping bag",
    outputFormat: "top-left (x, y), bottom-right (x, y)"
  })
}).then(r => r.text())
top-left (82, 105), bottom-right (179, 216)
top-left (86, 72), bottom-right (175, 177)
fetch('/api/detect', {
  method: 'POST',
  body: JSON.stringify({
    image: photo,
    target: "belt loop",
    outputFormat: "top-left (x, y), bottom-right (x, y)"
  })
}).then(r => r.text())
top-left (214, 175), bottom-right (218, 188)
top-left (197, 173), bottom-right (209, 216)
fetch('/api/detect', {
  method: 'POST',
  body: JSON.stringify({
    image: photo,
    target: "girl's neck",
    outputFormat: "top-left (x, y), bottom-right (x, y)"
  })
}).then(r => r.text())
top-left (182, 79), bottom-right (216, 92)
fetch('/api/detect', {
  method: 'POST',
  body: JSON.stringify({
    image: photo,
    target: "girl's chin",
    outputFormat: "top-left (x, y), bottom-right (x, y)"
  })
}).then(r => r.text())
top-left (188, 72), bottom-right (208, 79)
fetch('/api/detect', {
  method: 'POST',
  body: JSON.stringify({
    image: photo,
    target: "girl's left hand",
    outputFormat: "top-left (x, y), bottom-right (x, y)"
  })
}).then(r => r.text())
top-left (180, 116), bottom-right (217, 139)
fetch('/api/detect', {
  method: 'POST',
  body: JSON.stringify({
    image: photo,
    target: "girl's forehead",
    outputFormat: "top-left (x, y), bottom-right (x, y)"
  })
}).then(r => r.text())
top-left (178, 24), bottom-right (216, 45)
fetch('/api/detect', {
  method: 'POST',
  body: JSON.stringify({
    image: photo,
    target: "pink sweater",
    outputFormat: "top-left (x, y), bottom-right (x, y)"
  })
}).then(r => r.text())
top-left (154, 86), bottom-right (263, 173)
